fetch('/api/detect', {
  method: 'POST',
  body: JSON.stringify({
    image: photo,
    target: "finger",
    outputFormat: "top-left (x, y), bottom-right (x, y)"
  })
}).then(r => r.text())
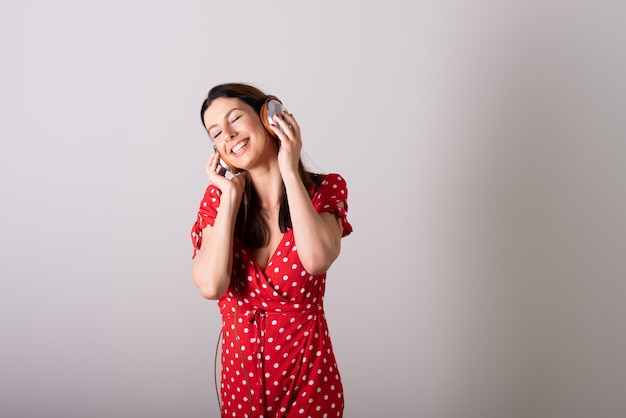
top-left (272, 113), bottom-right (295, 140)
top-left (206, 150), bottom-right (224, 178)
top-left (279, 110), bottom-right (299, 131)
top-left (206, 152), bottom-right (217, 172)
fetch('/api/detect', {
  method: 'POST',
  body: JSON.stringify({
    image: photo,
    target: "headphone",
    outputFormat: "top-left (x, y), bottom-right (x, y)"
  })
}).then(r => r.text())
top-left (215, 96), bottom-right (286, 175)
top-left (259, 95), bottom-right (286, 138)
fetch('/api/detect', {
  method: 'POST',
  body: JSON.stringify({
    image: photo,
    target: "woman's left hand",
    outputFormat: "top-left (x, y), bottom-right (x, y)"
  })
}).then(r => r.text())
top-left (272, 111), bottom-right (302, 176)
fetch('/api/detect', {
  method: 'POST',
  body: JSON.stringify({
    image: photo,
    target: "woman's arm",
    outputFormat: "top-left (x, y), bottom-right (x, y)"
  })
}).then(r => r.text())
top-left (272, 110), bottom-right (344, 274)
top-left (283, 171), bottom-right (344, 275)
top-left (192, 151), bottom-right (247, 299)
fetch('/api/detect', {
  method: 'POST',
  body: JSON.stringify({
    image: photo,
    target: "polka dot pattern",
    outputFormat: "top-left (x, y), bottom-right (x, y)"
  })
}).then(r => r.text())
top-left (191, 174), bottom-right (352, 417)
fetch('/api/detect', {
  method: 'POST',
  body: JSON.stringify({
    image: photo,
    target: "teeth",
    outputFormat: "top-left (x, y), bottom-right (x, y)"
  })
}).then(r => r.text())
top-left (231, 140), bottom-right (248, 154)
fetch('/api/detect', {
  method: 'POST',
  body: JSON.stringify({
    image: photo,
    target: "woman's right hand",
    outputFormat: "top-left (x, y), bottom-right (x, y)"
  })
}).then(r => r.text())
top-left (205, 149), bottom-right (248, 203)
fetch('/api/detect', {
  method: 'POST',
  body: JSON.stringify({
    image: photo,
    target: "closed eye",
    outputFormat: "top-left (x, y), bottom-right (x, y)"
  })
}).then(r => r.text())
top-left (209, 111), bottom-right (243, 140)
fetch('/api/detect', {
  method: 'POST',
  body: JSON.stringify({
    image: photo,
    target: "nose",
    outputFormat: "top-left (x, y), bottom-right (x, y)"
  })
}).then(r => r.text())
top-left (222, 126), bottom-right (236, 141)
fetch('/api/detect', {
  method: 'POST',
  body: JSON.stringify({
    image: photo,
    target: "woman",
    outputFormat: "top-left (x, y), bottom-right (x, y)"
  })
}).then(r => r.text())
top-left (190, 83), bottom-right (352, 417)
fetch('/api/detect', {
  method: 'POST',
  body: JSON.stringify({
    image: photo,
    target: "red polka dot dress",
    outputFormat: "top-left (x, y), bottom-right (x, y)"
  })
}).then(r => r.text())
top-left (191, 173), bottom-right (353, 418)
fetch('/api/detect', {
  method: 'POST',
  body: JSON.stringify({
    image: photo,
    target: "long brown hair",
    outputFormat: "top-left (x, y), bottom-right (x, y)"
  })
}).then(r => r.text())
top-left (200, 83), bottom-right (321, 249)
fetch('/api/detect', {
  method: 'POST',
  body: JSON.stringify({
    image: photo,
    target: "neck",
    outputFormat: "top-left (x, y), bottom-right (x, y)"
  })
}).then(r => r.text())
top-left (248, 163), bottom-right (284, 208)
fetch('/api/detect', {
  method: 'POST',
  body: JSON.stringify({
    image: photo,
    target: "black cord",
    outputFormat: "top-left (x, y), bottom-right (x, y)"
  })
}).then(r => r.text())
top-left (214, 329), bottom-right (222, 417)
top-left (214, 180), bottom-right (252, 417)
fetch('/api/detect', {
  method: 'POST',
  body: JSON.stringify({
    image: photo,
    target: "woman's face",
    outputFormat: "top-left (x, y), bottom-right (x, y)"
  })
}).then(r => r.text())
top-left (203, 97), bottom-right (273, 170)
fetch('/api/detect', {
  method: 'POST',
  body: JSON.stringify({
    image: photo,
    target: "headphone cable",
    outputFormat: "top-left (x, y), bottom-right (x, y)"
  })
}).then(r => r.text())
top-left (214, 180), bottom-right (252, 417)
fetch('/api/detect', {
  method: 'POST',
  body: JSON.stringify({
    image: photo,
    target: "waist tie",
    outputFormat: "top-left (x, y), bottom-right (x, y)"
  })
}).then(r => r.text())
top-left (239, 306), bottom-right (323, 413)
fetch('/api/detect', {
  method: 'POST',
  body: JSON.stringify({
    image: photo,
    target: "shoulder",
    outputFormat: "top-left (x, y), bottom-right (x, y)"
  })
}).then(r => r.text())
top-left (191, 184), bottom-right (223, 257)
top-left (195, 184), bottom-right (222, 225)
top-left (199, 184), bottom-right (222, 207)
top-left (320, 173), bottom-right (347, 187)
top-left (310, 173), bottom-right (353, 237)
top-left (314, 173), bottom-right (349, 197)
top-left (309, 172), bottom-right (350, 207)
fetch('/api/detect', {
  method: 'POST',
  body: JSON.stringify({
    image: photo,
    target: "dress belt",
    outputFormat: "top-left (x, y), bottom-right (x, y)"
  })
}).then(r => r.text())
top-left (240, 305), bottom-right (323, 414)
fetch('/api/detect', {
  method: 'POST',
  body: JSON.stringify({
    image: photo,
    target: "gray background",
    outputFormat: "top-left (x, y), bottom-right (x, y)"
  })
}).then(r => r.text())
top-left (1, 1), bottom-right (625, 417)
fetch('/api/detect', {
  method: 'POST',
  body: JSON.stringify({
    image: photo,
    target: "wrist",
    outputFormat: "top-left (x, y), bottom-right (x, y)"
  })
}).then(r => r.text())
top-left (281, 169), bottom-right (301, 187)
top-left (219, 185), bottom-right (242, 206)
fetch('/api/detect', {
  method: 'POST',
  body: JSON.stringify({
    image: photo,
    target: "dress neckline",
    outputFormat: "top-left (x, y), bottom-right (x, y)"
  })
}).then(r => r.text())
top-left (250, 229), bottom-right (292, 273)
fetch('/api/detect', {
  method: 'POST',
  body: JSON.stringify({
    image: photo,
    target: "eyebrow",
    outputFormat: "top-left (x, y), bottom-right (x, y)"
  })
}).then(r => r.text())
top-left (206, 108), bottom-right (242, 133)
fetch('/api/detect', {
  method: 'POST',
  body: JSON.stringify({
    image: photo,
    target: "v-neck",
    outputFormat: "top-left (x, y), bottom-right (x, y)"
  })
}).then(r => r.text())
top-left (251, 229), bottom-right (293, 273)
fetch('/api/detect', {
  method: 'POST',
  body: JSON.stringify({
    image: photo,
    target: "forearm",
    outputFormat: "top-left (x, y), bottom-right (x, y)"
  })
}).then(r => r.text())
top-left (192, 192), bottom-right (240, 299)
top-left (283, 172), bottom-right (341, 275)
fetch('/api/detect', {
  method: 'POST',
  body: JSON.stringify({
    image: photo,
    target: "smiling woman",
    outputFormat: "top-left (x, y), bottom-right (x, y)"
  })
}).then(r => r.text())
top-left (190, 83), bottom-right (353, 417)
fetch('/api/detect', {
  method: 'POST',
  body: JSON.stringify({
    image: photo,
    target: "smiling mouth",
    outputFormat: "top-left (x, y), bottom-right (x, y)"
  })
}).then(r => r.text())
top-left (231, 139), bottom-right (249, 155)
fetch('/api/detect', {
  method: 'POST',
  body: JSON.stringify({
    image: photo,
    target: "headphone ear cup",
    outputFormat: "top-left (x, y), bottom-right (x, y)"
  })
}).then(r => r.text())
top-left (220, 155), bottom-right (242, 174)
top-left (214, 146), bottom-right (242, 174)
top-left (260, 96), bottom-right (283, 138)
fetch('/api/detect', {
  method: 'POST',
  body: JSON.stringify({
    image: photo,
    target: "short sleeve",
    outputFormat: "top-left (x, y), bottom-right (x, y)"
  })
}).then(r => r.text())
top-left (190, 184), bottom-right (222, 259)
top-left (311, 173), bottom-right (353, 238)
